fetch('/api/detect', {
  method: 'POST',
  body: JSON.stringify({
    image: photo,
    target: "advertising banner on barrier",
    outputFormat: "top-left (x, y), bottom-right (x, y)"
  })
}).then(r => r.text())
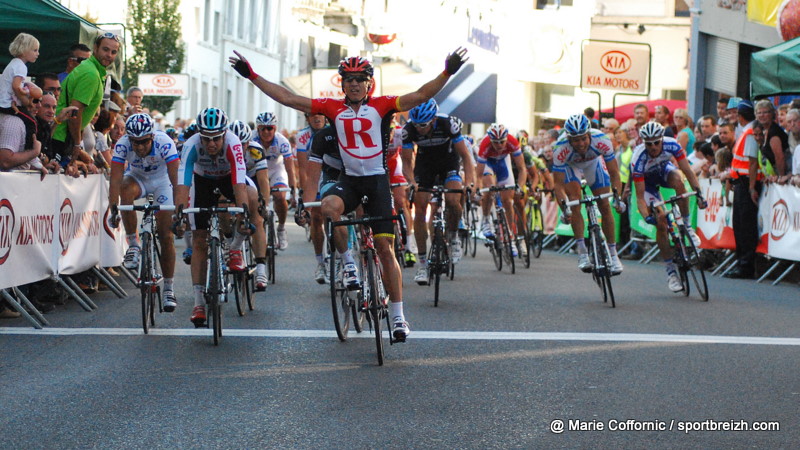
top-left (760, 183), bottom-right (800, 262)
top-left (697, 178), bottom-right (736, 250)
top-left (0, 173), bottom-right (60, 289)
top-left (99, 180), bottom-right (125, 268)
top-left (57, 175), bottom-right (104, 275)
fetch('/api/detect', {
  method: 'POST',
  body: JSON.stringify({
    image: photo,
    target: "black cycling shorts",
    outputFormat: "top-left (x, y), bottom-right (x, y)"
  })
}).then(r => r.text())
top-left (323, 174), bottom-right (395, 237)
top-left (189, 174), bottom-right (236, 230)
top-left (414, 156), bottom-right (462, 188)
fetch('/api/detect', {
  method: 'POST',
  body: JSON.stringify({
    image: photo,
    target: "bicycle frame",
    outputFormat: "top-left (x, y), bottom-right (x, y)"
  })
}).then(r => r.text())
top-left (566, 190), bottom-right (616, 307)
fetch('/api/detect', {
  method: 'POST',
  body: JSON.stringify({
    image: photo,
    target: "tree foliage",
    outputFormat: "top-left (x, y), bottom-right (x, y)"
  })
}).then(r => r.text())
top-left (126, 0), bottom-right (184, 113)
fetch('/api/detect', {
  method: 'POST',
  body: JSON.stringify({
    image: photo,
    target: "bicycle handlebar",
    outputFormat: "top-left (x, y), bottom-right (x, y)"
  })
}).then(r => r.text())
top-left (418, 186), bottom-right (464, 194)
top-left (330, 214), bottom-right (402, 229)
top-left (478, 186), bottom-right (517, 194)
top-left (183, 206), bottom-right (245, 214)
top-left (565, 191), bottom-right (614, 207)
top-left (117, 204), bottom-right (176, 212)
top-left (650, 191), bottom-right (697, 209)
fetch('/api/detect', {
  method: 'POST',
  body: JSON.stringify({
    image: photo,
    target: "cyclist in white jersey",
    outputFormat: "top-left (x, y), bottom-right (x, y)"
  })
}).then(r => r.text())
top-left (229, 120), bottom-right (270, 290)
top-left (252, 112), bottom-right (295, 251)
top-left (229, 47), bottom-right (469, 341)
top-left (108, 113), bottom-right (180, 311)
top-left (173, 107), bottom-right (252, 326)
top-left (552, 114), bottom-right (625, 274)
top-left (295, 112), bottom-right (327, 195)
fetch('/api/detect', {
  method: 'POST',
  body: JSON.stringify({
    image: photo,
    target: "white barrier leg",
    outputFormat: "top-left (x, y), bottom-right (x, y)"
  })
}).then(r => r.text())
top-left (773, 263), bottom-right (797, 286)
top-left (1, 289), bottom-right (41, 329)
top-left (712, 251), bottom-right (736, 276)
top-left (63, 276), bottom-right (98, 310)
top-left (757, 260), bottom-right (782, 284)
top-left (118, 266), bottom-right (138, 286)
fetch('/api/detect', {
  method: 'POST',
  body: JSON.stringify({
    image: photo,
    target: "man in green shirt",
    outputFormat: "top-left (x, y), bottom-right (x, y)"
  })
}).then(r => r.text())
top-left (53, 32), bottom-right (120, 171)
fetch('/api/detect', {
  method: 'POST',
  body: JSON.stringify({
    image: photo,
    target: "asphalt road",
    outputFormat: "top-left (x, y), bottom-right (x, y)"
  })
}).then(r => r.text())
top-left (2, 225), bottom-right (799, 448)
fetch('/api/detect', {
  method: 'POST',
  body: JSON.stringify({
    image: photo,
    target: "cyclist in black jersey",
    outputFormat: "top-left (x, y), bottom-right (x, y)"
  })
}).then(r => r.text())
top-left (401, 99), bottom-right (474, 285)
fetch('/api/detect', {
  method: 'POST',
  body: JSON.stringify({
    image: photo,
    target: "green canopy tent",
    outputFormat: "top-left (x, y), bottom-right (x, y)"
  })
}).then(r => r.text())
top-left (0, 0), bottom-right (122, 83)
top-left (751, 36), bottom-right (800, 99)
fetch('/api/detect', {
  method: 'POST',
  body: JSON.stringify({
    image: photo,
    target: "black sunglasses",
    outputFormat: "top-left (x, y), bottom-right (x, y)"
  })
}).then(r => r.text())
top-left (343, 75), bottom-right (370, 83)
top-left (259, 125), bottom-right (275, 131)
top-left (644, 140), bottom-right (662, 146)
top-left (69, 56), bottom-right (87, 63)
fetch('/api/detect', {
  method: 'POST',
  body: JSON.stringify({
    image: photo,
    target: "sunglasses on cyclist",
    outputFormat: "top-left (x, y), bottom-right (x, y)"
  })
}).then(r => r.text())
top-left (490, 139), bottom-right (507, 145)
top-left (644, 139), bottom-right (662, 146)
top-left (200, 134), bottom-right (224, 143)
top-left (343, 75), bottom-right (370, 83)
top-left (413, 121), bottom-right (433, 128)
top-left (259, 125), bottom-right (276, 131)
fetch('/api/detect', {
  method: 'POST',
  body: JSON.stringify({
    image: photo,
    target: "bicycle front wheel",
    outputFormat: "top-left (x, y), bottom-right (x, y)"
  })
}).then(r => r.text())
top-left (499, 211), bottom-right (515, 274)
top-left (139, 233), bottom-right (153, 334)
top-left (234, 271), bottom-right (247, 316)
top-left (469, 206), bottom-right (479, 258)
top-left (365, 249), bottom-right (385, 365)
top-left (209, 238), bottom-right (223, 345)
top-left (266, 211), bottom-right (277, 284)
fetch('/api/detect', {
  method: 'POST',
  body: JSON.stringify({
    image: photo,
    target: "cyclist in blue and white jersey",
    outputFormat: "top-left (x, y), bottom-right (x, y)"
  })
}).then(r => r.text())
top-left (295, 112), bottom-right (327, 196)
top-left (229, 120), bottom-right (270, 290)
top-left (252, 112), bottom-right (296, 251)
top-left (401, 99), bottom-right (474, 285)
top-left (632, 122), bottom-right (706, 292)
top-left (552, 114), bottom-right (624, 274)
top-left (108, 113), bottom-right (180, 311)
top-left (173, 107), bottom-right (251, 326)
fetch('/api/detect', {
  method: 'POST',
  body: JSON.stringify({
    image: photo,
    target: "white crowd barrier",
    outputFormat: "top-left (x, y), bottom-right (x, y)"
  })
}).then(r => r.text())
top-left (697, 178), bottom-right (800, 263)
top-left (0, 173), bottom-right (125, 290)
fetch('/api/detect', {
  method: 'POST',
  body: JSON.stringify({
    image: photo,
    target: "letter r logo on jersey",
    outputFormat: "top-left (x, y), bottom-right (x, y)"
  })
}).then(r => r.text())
top-left (339, 118), bottom-right (376, 149)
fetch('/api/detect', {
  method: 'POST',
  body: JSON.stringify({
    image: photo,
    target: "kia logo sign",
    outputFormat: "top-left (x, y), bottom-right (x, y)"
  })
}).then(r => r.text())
top-left (600, 51), bottom-right (631, 75)
top-left (59, 198), bottom-right (74, 255)
top-left (0, 199), bottom-right (15, 265)
top-left (152, 75), bottom-right (176, 88)
top-left (770, 199), bottom-right (790, 241)
top-left (330, 74), bottom-right (342, 85)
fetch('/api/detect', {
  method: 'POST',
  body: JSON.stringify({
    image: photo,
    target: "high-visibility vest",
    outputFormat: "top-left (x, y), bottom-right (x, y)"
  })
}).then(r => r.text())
top-left (618, 145), bottom-right (633, 184)
top-left (729, 127), bottom-right (763, 180)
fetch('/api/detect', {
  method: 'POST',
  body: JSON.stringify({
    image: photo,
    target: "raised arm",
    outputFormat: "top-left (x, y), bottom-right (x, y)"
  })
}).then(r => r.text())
top-left (397, 48), bottom-right (468, 112)
top-left (229, 50), bottom-right (312, 114)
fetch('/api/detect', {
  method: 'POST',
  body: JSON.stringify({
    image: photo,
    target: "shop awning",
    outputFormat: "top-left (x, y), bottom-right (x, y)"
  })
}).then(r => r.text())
top-left (751, 36), bottom-right (800, 99)
top-left (434, 64), bottom-right (497, 124)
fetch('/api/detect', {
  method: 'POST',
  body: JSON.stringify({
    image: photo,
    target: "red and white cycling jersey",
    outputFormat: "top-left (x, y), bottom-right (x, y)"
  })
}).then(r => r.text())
top-left (311, 96), bottom-right (400, 177)
top-left (178, 131), bottom-right (247, 185)
top-left (477, 134), bottom-right (522, 163)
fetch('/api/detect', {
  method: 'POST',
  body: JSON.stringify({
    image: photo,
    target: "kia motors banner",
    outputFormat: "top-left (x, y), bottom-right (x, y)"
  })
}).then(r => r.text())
top-left (138, 73), bottom-right (190, 98)
top-left (0, 173), bottom-right (60, 289)
top-left (696, 178), bottom-right (736, 250)
top-left (759, 183), bottom-right (800, 262)
top-left (0, 173), bottom-right (124, 289)
top-left (581, 40), bottom-right (651, 95)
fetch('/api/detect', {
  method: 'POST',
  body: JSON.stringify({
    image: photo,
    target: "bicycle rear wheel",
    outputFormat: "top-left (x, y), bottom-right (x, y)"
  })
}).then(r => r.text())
top-left (245, 237), bottom-right (256, 310)
top-left (590, 228), bottom-right (615, 307)
top-left (139, 233), bottom-right (153, 334)
top-left (681, 226), bottom-right (709, 301)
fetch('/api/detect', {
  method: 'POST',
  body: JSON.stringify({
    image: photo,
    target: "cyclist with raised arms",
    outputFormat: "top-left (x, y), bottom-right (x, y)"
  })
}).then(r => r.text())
top-left (401, 98), bottom-right (475, 285)
top-left (109, 113), bottom-right (180, 312)
top-left (229, 47), bottom-right (468, 341)
top-left (228, 120), bottom-right (270, 290)
top-left (251, 112), bottom-right (296, 251)
top-left (475, 123), bottom-right (527, 256)
top-left (552, 114), bottom-right (624, 274)
top-left (632, 122), bottom-right (707, 292)
top-left (173, 107), bottom-right (251, 326)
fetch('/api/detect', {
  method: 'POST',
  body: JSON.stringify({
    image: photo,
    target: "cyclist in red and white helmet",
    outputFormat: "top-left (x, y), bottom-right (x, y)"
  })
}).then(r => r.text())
top-left (229, 47), bottom-right (469, 342)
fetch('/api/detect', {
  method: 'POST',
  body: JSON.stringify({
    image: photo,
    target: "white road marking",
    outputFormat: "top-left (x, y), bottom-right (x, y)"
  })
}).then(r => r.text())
top-left (2, 327), bottom-right (800, 346)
